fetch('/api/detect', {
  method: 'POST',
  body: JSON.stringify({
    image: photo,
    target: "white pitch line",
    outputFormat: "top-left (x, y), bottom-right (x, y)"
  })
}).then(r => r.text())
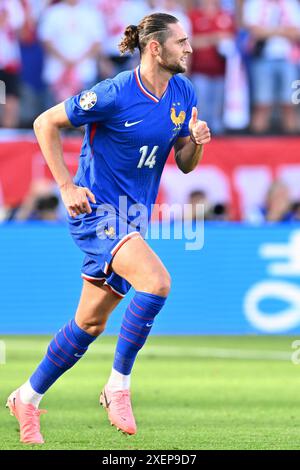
top-left (88, 345), bottom-right (292, 361)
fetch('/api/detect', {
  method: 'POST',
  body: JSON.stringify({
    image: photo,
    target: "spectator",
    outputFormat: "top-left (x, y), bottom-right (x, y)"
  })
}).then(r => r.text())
top-left (13, 179), bottom-right (60, 221)
top-left (186, 189), bottom-right (231, 221)
top-left (147, 0), bottom-right (192, 37)
top-left (90, 0), bottom-right (149, 76)
top-left (243, 0), bottom-right (300, 134)
top-left (188, 0), bottom-right (236, 134)
top-left (185, 189), bottom-right (211, 220)
top-left (38, 0), bottom-right (105, 104)
top-left (248, 180), bottom-right (295, 222)
top-left (0, 0), bottom-right (25, 128)
top-left (18, 0), bottom-right (50, 127)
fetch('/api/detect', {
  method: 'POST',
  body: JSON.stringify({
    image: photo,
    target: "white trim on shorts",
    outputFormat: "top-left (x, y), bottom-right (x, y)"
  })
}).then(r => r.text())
top-left (81, 273), bottom-right (106, 281)
top-left (110, 231), bottom-right (141, 257)
top-left (81, 231), bottom-right (140, 297)
top-left (103, 281), bottom-right (125, 298)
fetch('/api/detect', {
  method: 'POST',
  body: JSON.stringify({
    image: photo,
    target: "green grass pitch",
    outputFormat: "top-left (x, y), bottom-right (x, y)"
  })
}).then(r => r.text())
top-left (1, 335), bottom-right (300, 450)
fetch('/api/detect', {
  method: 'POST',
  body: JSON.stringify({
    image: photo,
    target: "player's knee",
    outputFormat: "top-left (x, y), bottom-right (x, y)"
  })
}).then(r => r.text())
top-left (76, 319), bottom-right (106, 337)
top-left (76, 319), bottom-right (106, 336)
top-left (149, 271), bottom-right (171, 297)
top-left (91, 325), bottom-right (106, 336)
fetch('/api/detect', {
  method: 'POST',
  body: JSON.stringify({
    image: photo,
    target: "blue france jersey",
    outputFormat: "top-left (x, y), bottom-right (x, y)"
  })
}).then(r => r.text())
top-left (64, 66), bottom-right (197, 226)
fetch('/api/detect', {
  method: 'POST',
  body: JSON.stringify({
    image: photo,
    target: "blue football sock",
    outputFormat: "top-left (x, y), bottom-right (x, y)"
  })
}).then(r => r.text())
top-left (113, 291), bottom-right (167, 375)
top-left (30, 319), bottom-right (97, 394)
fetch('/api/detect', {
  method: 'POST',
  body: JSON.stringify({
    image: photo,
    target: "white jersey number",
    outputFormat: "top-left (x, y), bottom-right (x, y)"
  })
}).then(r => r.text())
top-left (137, 145), bottom-right (159, 169)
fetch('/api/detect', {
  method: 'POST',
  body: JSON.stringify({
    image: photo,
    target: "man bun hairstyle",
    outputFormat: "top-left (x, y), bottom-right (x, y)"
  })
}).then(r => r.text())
top-left (119, 12), bottom-right (178, 56)
top-left (119, 25), bottom-right (139, 55)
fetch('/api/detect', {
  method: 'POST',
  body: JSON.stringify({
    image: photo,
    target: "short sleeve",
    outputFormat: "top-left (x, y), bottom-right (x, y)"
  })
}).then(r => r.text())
top-left (64, 79), bottom-right (118, 127)
top-left (178, 81), bottom-right (197, 138)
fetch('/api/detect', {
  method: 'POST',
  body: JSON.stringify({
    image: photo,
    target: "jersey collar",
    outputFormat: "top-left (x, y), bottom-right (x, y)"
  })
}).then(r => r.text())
top-left (134, 66), bottom-right (168, 103)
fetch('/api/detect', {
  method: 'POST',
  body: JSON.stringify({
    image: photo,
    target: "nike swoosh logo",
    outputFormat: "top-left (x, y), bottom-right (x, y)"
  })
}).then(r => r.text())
top-left (146, 323), bottom-right (153, 327)
top-left (74, 353), bottom-right (83, 358)
top-left (103, 390), bottom-right (111, 408)
top-left (125, 120), bottom-right (143, 127)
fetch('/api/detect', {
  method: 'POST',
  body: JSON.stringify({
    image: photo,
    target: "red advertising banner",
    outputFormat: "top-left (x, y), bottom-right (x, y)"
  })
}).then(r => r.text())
top-left (1, 136), bottom-right (300, 219)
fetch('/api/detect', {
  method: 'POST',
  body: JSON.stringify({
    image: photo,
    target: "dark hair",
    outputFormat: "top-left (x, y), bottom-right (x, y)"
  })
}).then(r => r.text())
top-left (119, 12), bottom-right (178, 55)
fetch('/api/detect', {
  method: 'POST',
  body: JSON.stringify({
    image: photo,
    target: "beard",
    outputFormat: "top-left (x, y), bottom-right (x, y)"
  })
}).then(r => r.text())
top-left (158, 51), bottom-right (186, 75)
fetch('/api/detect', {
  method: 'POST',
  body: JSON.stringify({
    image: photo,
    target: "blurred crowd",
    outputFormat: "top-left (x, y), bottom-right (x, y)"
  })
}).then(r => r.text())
top-left (0, 0), bottom-right (300, 134)
top-left (186, 181), bottom-right (300, 223)
top-left (1, 0), bottom-right (300, 224)
top-left (5, 176), bottom-right (300, 223)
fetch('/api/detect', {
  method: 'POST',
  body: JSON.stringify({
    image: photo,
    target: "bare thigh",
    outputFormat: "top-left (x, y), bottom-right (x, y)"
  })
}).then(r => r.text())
top-left (75, 279), bottom-right (122, 336)
top-left (111, 235), bottom-right (171, 297)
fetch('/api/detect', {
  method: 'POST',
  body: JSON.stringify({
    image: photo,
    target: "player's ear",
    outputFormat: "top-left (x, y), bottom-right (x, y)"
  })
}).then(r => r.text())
top-left (149, 39), bottom-right (161, 57)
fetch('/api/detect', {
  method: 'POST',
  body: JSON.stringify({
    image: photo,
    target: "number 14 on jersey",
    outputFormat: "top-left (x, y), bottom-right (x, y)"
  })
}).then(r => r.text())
top-left (137, 145), bottom-right (159, 169)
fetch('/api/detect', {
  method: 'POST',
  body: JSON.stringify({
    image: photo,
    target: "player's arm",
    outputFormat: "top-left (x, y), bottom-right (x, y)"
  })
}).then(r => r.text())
top-left (33, 103), bottom-right (96, 217)
top-left (174, 107), bottom-right (211, 174)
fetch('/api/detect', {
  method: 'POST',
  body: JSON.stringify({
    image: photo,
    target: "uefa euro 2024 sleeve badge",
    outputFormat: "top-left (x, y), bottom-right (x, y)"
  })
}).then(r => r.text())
top-left (79, 91), bottom-right (97, 111)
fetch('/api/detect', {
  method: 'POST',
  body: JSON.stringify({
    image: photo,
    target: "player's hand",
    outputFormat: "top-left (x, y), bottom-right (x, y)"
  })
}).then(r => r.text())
top-left (60, 182), bottom-right (96, 218)
top-left (188, 107), bottom-right (211, 145)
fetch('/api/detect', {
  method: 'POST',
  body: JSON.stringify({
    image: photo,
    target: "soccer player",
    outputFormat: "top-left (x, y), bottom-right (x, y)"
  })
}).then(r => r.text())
top-left (7, 13), bottom-right (211, 444)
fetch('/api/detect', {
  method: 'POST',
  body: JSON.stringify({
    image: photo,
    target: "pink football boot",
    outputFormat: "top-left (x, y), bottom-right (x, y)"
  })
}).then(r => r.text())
top-left (100, 385), bottom-right (137, 435)
top-left (6, 389), bottom-right (46, 444)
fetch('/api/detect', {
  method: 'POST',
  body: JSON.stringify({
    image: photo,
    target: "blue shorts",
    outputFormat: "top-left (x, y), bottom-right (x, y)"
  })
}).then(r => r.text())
top-left (68, 211), bottom-right (141, 298)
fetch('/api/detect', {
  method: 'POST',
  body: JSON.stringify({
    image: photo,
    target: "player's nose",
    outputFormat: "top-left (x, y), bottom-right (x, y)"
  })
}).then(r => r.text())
top-left (185, 41), bottom-right (193, 54)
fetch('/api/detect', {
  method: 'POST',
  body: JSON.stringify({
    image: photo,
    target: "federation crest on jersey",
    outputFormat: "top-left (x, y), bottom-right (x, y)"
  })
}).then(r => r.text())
top-left (79, 91), bottom-right (97, 111)
top-left (170, 107), bottom-right (186, 129)
top-left (170, 105), bottom-right (186, 139)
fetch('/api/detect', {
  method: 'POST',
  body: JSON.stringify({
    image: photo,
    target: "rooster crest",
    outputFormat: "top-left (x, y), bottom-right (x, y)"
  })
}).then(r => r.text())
top-left (170, 107), bottom-right (186, 128)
